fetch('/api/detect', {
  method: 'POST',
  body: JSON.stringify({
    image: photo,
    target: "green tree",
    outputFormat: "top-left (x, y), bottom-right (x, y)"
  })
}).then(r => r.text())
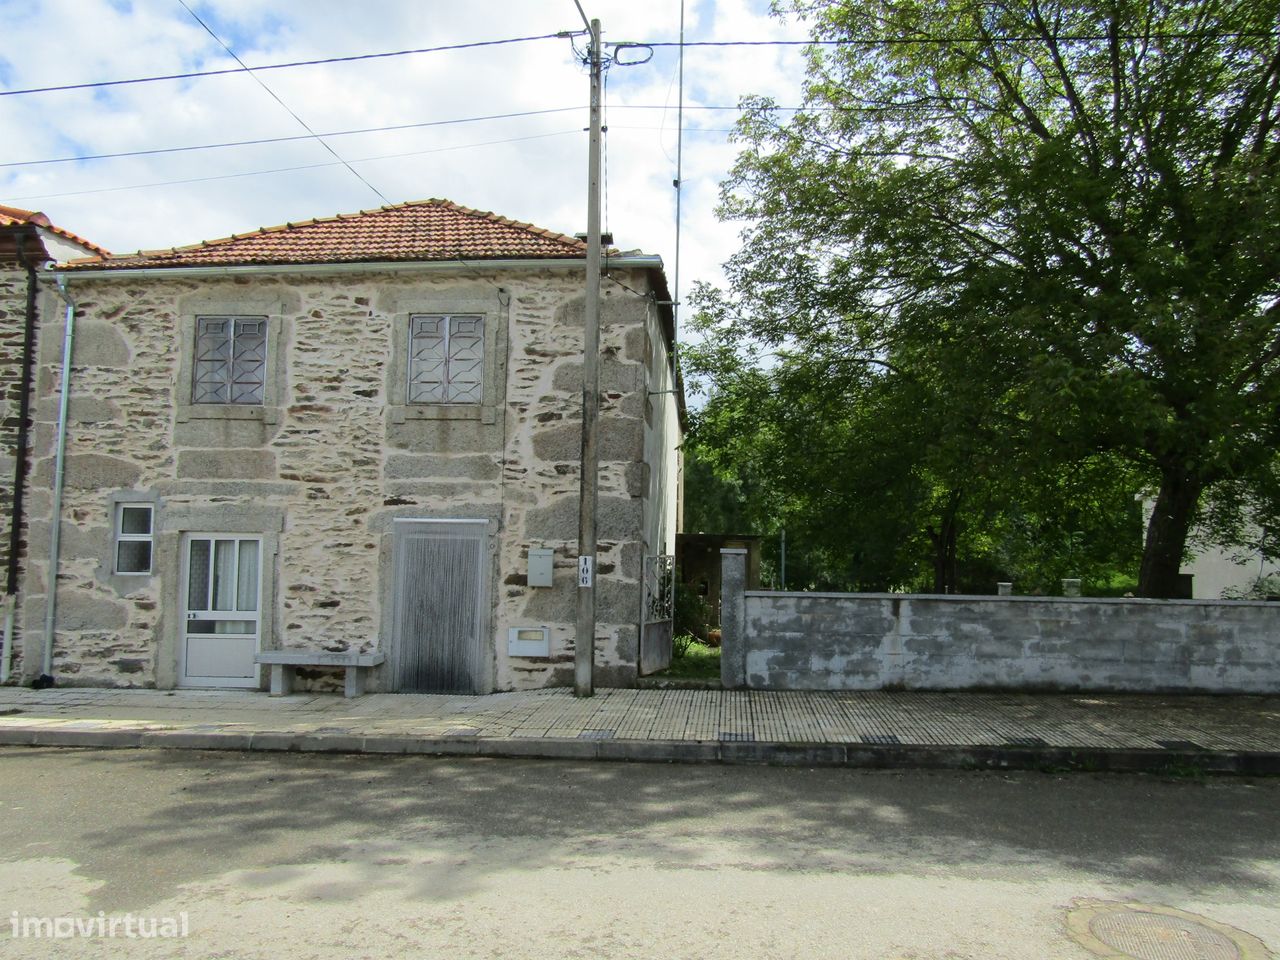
top-left (702, 0), bottom-right (1280, 597)
top-left (683, 328), bottom-right (1142, 593)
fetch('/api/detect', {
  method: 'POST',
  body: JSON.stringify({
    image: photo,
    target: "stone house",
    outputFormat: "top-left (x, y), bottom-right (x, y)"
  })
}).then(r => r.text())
top-left (0, 199), bottom-right (683, 693)
top-left (1, 205), bottom-right (107, 686)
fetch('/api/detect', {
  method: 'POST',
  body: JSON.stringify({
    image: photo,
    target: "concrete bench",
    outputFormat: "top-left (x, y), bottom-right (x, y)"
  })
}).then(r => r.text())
top-left (254, 650), bottom-right (385, 698)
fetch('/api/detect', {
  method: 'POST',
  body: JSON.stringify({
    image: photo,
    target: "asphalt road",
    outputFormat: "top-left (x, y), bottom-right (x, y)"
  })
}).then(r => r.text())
top-left (0, 747), bottom-right (1276, 959)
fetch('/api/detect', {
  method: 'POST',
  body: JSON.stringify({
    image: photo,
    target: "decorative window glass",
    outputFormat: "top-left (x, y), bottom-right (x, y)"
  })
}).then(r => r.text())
top-left (193, 316), bottom-right (268, 404)
top-left (114, 504), bottom-right (153, 575)
top-left (408, 314), bottom-right (484, 404)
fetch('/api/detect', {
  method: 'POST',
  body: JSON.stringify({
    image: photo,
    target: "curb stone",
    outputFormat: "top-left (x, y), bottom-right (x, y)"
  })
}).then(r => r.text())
top-left (2, 726), bottom-right (1278, 774)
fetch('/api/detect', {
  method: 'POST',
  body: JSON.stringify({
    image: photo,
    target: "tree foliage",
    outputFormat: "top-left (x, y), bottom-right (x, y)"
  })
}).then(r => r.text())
top-left (683, 326), bottom-right (1144, 593)
top-left (689, 0), bottom-right (1280, 596)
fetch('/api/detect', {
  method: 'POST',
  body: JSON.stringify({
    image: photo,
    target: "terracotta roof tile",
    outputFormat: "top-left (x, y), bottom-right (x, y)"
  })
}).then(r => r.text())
top-left (66, 198), bottom-right (586, 271)
top-left (0, 204), bottom-right (110, 257)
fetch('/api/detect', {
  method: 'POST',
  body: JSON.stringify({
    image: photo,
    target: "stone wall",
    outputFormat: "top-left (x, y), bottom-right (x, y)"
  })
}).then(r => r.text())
top-left (0, 269), bottom-right (28, 579)
top-left (0, 266), bottom-right (34, 678)
top-left (18, 266), bottom-right (661, 690)
top-left (719, 551), bottom-right (1280, 694)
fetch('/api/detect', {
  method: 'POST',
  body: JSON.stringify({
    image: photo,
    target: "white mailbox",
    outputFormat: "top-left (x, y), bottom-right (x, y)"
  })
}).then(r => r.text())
top-left (527, 547), bottom-right (554, 587)
top-left (508, 626), bottom-right (550, 658)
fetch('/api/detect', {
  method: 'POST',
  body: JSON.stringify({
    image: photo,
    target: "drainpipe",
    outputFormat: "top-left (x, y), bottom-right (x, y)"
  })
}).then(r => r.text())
top-left (38, 275), bottom-right (76, 685)
top-left (0, 599), bottom-right (11, 685)
top-left (1, 235), bottom-right (42, 684)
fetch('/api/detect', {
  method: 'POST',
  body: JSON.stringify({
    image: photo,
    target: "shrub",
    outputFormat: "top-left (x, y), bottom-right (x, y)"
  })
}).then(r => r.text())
top-left (674, 582), bottom-right (714, 641)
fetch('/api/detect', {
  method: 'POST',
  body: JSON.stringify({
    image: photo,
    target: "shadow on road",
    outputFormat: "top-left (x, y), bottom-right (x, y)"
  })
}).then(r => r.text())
top-left (2, 747), bottom-right (1277, 913)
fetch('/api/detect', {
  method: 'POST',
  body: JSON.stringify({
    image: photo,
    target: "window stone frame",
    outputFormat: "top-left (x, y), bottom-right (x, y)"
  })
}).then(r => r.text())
top-left (175, 295), bottom-right (290, 425)
top-left (152, 502), bottom-right (285, 690)
top-left (386, 295), bottom-right (503, 425)
top-left (99, 489), bottom-right (162, 595)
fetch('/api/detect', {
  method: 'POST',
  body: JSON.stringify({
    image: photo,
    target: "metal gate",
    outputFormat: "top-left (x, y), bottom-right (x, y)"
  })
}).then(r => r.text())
top-left (639, 554), bottom-right (674, 675)
top-left (389, 519), bottom-right (488, 693)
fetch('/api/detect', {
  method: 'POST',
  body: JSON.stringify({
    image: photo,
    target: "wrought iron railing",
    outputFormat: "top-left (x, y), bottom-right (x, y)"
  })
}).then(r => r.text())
top-left (643, 554), bottom-right (674, 623)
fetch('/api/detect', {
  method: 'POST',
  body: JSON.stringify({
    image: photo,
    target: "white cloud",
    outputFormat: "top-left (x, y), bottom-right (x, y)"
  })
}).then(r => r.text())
top-left (0, 0), bottom-right (810, 308)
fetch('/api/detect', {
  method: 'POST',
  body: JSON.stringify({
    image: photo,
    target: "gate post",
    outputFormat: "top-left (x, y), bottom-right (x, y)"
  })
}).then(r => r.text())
top-left (720, 548), bottom-right (748, 689)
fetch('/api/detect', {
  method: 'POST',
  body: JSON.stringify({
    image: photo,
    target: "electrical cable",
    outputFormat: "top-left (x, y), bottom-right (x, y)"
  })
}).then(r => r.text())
top-left (673, 0), bottom-right (686, 335)
top-left (602, 64), bottom-right (610, 243)
top-left (3, 27), bottom-right (1270, 101)
top-left (175, 0), bottom-right (388, 203)
top-left (1, 107), bottom-right (584, 169)
top-left (5, 92), bottom-right (1147, 171)
top-left (603, 274), bottom-right (650, 299)
top-left (641, 30), bottom-right (1278, 47)
top-left (0, 32), bottom-right (573, 98)
top-left (3, 130), bottom-right (582, 203)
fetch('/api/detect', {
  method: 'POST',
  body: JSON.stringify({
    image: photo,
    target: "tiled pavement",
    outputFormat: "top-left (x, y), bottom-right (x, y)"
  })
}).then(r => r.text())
top-left (0, 685), bottom-right (1278, 772)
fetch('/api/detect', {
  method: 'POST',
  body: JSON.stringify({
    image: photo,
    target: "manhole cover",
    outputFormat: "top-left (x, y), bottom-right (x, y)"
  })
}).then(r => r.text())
top-left (1066, 902), bottom-right (1273, 960)
top-left (1090, 911), bottom-right (1239, 960)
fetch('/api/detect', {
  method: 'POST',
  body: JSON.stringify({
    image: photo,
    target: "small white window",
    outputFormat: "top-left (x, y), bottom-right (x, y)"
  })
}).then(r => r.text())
top-left (408, 314), bottom-right (484, 403)
top-left (193, 316), bottom-right (267, 404)
top-left (115, 504), bottom-right (154, 575)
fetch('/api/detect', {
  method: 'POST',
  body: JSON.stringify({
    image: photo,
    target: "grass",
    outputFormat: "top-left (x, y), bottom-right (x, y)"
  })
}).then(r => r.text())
top-left (655, 636), bottom-right (721, 681)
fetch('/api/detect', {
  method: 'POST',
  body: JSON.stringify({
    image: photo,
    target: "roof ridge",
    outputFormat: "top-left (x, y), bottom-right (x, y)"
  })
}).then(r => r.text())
top-left (0, 205), bottom-right (110, 257)
top-left (65, 197), bottom-right (594, 270)
top-left (0, 203), bottom-right (42, 223)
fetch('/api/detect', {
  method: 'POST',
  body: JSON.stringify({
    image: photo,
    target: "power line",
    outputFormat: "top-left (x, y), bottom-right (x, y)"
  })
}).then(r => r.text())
top-left (7, 27), bottom-right (1269, 102)
top-left (641, 30), bottom-right (1278, 47)
top-left (175, 0), bottom-right (388, 204)
top-left (1, 107), bottom-right (583, 169)
top-left (2, 130), bottom-right (582, 203)
top-left (0, 32), bottom-right (573, 98)
top-left (673, 0), bottom-right (686, 336)
top-left (602, 64), bottom-right (610, 239)
top-left (603, 272), bottom-right (650, 300)
top-left (18, 73), bottom-right (1243, 174)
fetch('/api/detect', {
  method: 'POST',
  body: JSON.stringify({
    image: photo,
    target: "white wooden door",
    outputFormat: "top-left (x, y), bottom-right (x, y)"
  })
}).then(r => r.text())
top-left (180, 534), bottom-right (262, 688)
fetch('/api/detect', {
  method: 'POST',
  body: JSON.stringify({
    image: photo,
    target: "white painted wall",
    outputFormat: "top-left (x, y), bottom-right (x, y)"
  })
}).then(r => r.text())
top-left (1142, 497), bottom-right (1279, 598)
top-left (1184, 541), bottom-right (1280, 599)
top-left (641, 285), bottom-right (682, 559)
top-left (39, 228), bottom-right (99, 264)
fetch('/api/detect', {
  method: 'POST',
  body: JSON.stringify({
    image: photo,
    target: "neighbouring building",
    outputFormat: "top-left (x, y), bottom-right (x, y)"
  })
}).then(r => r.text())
top-left (1183, 536), bottom-right (1280, 600)
top-left (0, 199), bottom-right (683, 692)
top-left (1, 206), bottom-right (106, 685)
top-left (1140, 497), bottom-right (1279, 600)
top-left (675, 533), bottom-right (761, 638)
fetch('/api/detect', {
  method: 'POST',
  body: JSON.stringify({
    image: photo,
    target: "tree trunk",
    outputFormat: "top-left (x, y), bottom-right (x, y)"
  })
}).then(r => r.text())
top-left (927, 490), bottom-right (962, 594)
top-left (1137, 471), bottom-right (1202, 598)
top-left (928, 526), bottom-right (946, 593)
top-left (944, 518), bottom-right (958, 594)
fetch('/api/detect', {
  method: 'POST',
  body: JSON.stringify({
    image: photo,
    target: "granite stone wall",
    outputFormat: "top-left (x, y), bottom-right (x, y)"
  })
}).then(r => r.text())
top-left (17, 266), bottom-right (665, 690)
top-left (0, 266), bottom-right (33, 677)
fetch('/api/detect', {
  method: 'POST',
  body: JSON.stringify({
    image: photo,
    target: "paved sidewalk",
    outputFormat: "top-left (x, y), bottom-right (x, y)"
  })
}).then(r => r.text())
top-left (1, 685), bottom-right (1278, 772)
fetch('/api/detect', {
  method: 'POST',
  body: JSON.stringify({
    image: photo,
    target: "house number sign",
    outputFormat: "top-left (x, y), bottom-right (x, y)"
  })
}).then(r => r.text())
top-left (578, 556), bottom-right (594, 588)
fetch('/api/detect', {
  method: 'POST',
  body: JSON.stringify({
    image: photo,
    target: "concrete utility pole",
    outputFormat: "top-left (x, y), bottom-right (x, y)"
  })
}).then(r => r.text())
top-left (575, 17), bottom-right (604, 698)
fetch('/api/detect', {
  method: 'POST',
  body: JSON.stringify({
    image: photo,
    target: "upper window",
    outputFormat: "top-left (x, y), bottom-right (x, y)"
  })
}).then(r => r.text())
top-left (193, 316), bottom-right (268, 404)
top-left (114, 504), bottom-right (153, 575)
top-left (408, 314), bottom-right (484, 404)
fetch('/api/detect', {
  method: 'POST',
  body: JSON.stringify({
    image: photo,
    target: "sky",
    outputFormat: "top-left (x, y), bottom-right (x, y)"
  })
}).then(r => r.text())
top-left (0, 0), bottom-right (812, 316)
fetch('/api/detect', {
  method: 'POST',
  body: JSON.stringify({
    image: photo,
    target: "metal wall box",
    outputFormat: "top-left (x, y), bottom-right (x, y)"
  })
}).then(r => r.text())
top-left (527, 547), bottom-right (554, 587)
top-left (508, 626), bottom-right (550, 658)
